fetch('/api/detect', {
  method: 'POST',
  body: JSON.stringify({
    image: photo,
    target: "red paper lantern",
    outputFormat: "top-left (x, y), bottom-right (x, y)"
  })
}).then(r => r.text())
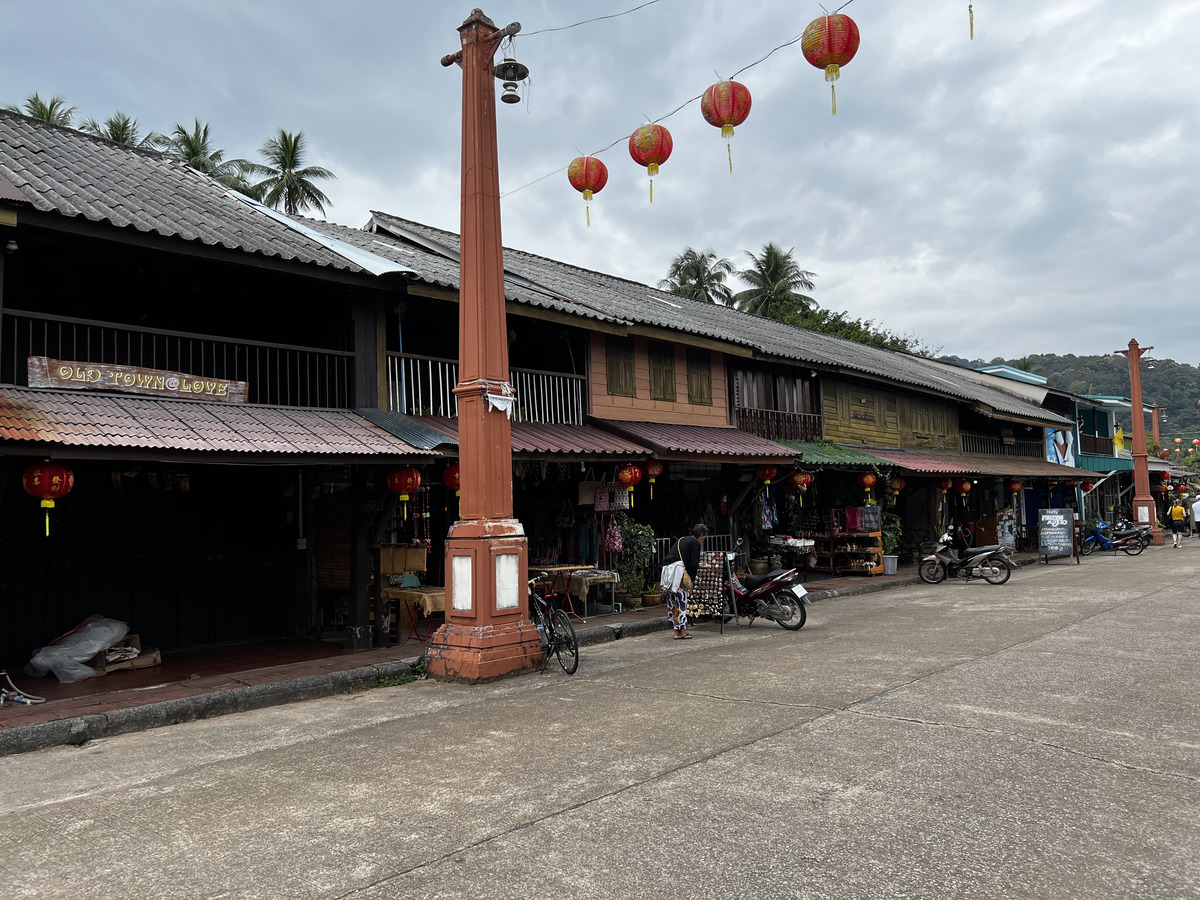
top-left (617, 463), bottom-right (643, 506)
top-left (22, 462), bottom-right (74, 537)
top-left (858, 472), bottom-right (877, 489)
top-left (1178, 484), bottom-right (1189, 494)
top-left (936, 477), bottom-right (954, 493)
top-left (888, 477), bottom-right (905, 493)
top-left (1160, 471), bottom-right (1172, 482)
top-left (1175, 438), bottom-right (1183, 445)
top-left (957, 479), bottom-right (973, 496)
top-left (1006, 480), bottom-right (1023, 495)
top-left (790, 471), bottom-right (813, 489)
top-left (644, 460), bottom-right (663, 498)
top-left (388, 467), bottom-right (422, 520)
top-left (1081, 481), bottom-right (1095, 493)
top-left (1193, 439), bottom-right (1200, 447)
top-left (757, 465), bottom-right (779, 483)
top-left (628, 124), bottom-right (673, 203)
top-left (801, 13), bottom-right (861, 115)
top-left (567, 155), bottom-right (608, 227)
top-left (700, 80), bottom-right (752, 172)
top-left (442, 463), bottom-right (461, 496)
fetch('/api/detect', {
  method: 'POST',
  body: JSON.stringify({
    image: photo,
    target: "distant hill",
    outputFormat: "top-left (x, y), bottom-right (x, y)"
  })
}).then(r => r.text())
top-left (939, 353), bottom-right (1200, 444)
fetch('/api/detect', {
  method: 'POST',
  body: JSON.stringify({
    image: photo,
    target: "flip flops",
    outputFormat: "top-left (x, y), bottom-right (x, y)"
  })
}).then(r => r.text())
top-left (673, 631), bottom-right (693, 640)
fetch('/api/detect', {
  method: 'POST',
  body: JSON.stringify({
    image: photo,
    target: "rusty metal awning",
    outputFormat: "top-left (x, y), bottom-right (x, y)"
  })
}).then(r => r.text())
top-left (408, 417), bottom-right (652, 458)
top-left (0, 387), bottom-right (430, 462)
top-left (590, 420), bottom-right (796, 464)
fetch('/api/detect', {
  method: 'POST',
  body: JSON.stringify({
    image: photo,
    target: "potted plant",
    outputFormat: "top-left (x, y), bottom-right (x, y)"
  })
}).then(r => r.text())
top-left (611, 512), bottom-right (655, 599)
top-left (642, 581), bottom-right (663, 607)
top-left (881, 511), bottom-right (903, 575)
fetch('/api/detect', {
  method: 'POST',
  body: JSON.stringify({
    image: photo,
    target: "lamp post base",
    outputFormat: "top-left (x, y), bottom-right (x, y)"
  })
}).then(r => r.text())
top-left (424, 620), bottom-right (544, 683)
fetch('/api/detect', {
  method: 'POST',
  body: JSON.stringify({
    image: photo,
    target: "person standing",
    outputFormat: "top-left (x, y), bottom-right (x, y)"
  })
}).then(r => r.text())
top-left (1192, 495), bottom-right (1200, 539)
top-left (1169, 499), bottom-right (1187, 548)
top-left (660, 523), bottom-right (707, 640)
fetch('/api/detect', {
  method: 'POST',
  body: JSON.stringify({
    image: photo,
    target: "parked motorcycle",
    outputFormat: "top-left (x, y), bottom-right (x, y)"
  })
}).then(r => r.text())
top-left (720, 549), bottom-right (809, 629)
top-left (1112, 517), bottom-right (1153, 549)
top-left (1080, 520), bottom-right (1145, 556)
top-left (918, 533), bottom-right (1013, 585)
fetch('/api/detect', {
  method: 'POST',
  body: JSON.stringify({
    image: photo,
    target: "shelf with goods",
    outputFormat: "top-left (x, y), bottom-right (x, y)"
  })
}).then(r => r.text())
top-left (809, 508), bottom-right (884, 576)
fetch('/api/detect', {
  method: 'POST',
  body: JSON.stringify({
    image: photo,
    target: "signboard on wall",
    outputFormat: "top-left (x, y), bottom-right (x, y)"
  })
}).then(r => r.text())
top-left (27, 357), bottom-right (248, 403)
top-left (1038, 508), bottom-right (1074, 558)
top-left (1045, 427), bottom-right (1076, 467)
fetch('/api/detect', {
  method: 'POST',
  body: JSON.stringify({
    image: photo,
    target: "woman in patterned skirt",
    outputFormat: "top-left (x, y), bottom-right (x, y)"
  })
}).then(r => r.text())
top-left (660, 523), bottom-right (708, 639)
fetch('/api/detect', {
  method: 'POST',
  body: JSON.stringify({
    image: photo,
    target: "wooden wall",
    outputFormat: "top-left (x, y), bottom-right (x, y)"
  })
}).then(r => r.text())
top-left (821, 376), bottom-right (961, 450)
top-left (589, 333), bottom-right (730, 426)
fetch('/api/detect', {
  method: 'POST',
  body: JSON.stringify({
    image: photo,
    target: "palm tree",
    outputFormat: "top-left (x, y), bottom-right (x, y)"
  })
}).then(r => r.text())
top-left (3, 91), bottom-right (76, 126)
top-left (659, 247), bottom-right (736, 305)
top-left (245, 129), bottom-right (335, 216)
top-left (148, 119), bottom-right (256, 192)
top-left (79, 111), bottom-right (151, 146)
top-left (733, 243), bottom-right (817, 319)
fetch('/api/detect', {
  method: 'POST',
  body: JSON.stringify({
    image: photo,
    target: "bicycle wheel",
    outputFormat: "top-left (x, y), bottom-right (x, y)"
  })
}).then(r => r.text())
top-left (981, 556), bottom-right (1011, 585)
top-left (1122, 539), bottom-right (1144, 556)
top-left (918, 559), bottom-right (946, 584)
top-left (549, 609), bottom-right (579, 674)
top-left (1080, 538), bottom-right (1096, 556)
top-left (771, 591), bottom-right (807, 630)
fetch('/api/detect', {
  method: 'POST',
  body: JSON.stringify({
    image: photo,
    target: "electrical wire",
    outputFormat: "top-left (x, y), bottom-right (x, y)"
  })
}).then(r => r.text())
top-left (1, 669), bottom-right (46, 705)
top-left (520, 0), bottom-right (667, 36)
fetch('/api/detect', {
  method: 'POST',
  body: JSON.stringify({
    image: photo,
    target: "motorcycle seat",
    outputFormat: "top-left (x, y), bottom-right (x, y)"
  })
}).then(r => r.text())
top-left (743, 569), bottom-right (789, 590)
top-left (954, 544), bottom-right (1003, 559)
top-left (1110, 528), bottom-right (1140, 539)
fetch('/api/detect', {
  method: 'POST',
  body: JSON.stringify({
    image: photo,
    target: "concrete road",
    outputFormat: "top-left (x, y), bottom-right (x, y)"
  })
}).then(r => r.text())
top-left (2, 546), bottom-right (1198, 899)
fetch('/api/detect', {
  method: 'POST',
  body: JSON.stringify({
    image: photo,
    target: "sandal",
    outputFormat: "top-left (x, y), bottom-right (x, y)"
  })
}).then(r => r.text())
top-left (673, 631), bottom-right (693, 640)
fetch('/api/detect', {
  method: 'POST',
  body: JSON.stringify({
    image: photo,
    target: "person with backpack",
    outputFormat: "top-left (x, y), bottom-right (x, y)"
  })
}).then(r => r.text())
top-left (660, 523), bottom-right (707, 640)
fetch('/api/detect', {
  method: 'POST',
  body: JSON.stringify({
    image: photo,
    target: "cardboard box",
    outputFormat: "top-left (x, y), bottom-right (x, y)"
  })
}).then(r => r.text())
top-left (89, 633), bottom-right (163, 676)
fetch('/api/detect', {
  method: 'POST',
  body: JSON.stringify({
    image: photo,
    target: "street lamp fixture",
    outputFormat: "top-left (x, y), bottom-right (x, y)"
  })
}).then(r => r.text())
top-left (494, 57), bottom-right (529, 103)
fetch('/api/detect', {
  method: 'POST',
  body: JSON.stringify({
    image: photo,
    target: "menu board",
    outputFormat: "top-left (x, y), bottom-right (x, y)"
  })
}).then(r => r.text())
top-left (1038, 508), bottom-right (1074, 558)
top-left (997, 511), bottom-right (1017, 551)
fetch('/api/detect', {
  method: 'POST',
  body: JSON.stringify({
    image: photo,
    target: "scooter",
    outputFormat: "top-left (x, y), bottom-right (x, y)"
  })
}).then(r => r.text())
top-left (1112, 517), bottom-right (1153, 549)
top-left (918, 532), bottom-right (1013, 584)
top-left (720, 549), bottom-right (809, 630)
top-left (1080, 520), bottom-right (1145, 556)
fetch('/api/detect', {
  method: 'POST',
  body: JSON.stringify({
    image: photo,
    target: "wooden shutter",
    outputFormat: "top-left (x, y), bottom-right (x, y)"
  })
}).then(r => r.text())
top-left (687, 347), bottom-right (712, 405)
top-left (647, 341), bottom-right (676, 401)
top-left (605, 335), bottom-right (636, 397)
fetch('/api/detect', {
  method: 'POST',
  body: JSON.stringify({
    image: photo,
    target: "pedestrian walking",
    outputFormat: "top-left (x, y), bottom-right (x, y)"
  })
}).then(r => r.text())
top-left (660, 523), bottom-right (707, 640)
top-left (1169, 499), bottom-right (1187, 548)
top-left (1192, 496), bottom-right (1200, 539)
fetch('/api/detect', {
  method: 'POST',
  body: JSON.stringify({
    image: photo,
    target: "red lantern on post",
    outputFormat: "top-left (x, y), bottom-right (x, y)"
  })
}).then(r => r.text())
top-left (617, 463), bottom-right (643, 507)
top-left (567, 155), bottom-right (608, 227)
top-left (388, 467), bottom-right (421, 520)
top-left (858, 471), bottom-right (877, 503)
top-left (801, 13), bottom-right (860, 115)
top-left (22, 462), bottom-right (74, 537)
top-left (757, 464), bottom-right (779, 499)
top-left (643, 460), bottom-right (663, 499)
top-left (628, 124), bottom-right (673, 203)
top-left (700, 80), bottom-right (752, 172)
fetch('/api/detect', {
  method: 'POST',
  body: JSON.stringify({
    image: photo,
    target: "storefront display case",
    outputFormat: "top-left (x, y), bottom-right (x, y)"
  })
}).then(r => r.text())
top-left (810, 507), bottom-right (884, 576)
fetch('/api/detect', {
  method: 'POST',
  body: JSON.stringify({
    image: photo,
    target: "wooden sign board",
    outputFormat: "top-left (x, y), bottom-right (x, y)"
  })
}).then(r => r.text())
top-left (27, 357), bottom-right (248, 403)
top-left (1037, 508), bottom-right (1075, 560)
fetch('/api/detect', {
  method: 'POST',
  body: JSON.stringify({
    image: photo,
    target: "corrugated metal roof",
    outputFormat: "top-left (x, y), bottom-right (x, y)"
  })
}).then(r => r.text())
top-left (776, 440), bottom-right (892, 467)
top-left (865, 448), bottom-right (978, 474)
top-left (591, 420), bottom-right (796, 463)
top-left (0, 387), bottom-right (427, 458)
top-left (356, 408), bottom-right (457, 451)
top-left (960, 455), bottom-right (1101, 478)
top-left (408, 416), bottom-right (651, 457)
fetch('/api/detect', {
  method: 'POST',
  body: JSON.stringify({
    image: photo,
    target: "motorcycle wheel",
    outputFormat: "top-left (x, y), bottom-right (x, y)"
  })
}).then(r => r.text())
top-left (771, 592), bottom-right (807, 630)
top-left (981, 557), bottom-right (1012, 585)
top-left (1122, 540), bottom-right (1144, 556)
top-left (1080, 538), bottom-right (1096, 556)
top-left (918, 560), bottom-right (946, 584)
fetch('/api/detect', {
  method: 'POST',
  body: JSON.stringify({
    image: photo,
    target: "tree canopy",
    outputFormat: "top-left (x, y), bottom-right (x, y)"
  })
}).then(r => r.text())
top-left (732, 242), bottom-right (816, 319)
top-left (659, 247), bottom-right (736, 305)
top-left (244, 129), bottom-right (335, 217)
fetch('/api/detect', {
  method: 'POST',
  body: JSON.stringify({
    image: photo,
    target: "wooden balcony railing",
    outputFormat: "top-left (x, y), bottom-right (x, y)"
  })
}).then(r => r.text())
top-left (960, 430), bottom-right (1045, 458)
top-left (735, 407), bottom-right (822, 443)
top-left (1079, 433), bottom-right (1115, 456)
top-left (387, 352), bottom-right (585, 424)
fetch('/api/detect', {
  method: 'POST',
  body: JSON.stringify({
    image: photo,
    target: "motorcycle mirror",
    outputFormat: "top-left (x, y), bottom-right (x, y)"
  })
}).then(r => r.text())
top-left (736, 538), bottom-right (744, 547)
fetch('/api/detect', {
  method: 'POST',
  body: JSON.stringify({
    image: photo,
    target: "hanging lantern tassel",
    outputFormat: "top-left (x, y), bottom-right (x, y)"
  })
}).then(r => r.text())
top-left (41, 498), bottom-right (54, 537)
top-left (400, 492), bottom-right (409, 521)
top-left (583, 189), bottom-right (593, 227)
top-left (826, 65), bottom-right (840, 115)
top-left (648, 164), bottom-right (657, 204)
top-left (969, 3), bottom-right (975, 39)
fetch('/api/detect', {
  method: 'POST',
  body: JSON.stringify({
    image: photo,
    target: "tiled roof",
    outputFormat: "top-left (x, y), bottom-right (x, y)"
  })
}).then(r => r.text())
top-left (0, 111), bottom-right (401, 275)
top-left (0, 387), bottom-right (427, 458)
top-left (590, 420), bottom-right (796, 463)
top-left (409, 416), bottom-right (651, 457)
top-left (364, 212), bottom-right (1070, 427)
top-left (864, 448), bottom-right (978, 474)
top-left (777, 440), bottom-right (893, 468)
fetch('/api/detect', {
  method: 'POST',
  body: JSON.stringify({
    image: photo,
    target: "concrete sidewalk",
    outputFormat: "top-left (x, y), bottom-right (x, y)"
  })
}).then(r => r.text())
top-left (0, 552), bottom-right (1041, 756)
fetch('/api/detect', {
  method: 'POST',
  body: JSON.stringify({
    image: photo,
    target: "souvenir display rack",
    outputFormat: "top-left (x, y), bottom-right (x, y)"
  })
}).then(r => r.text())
top-left (809, 508), bottom-right (883, 576)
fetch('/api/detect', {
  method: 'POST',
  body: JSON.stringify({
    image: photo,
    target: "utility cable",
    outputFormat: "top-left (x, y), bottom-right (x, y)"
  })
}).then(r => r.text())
top-left (0, 669), bottom-right (46, 705)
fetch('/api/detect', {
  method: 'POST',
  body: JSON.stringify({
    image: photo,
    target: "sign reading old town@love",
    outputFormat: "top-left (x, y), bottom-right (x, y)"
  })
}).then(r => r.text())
top-left (27, 357), bottom-right (248, 403)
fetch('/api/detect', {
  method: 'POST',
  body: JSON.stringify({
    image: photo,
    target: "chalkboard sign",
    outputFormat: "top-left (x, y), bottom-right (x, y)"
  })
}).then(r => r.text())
top-left (1038, 508), bottom-right (1075, 558)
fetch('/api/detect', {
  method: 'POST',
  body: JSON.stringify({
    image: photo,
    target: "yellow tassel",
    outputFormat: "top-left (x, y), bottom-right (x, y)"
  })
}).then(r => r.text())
top-left (969, 4), bottom-right (974, 39)
top-left (727, 143), bottom-right (733, 173)
top-left (649, 178), bottom-right (653, 204)
top-left (44, 510), bottom-right (50, 537)
top-left (586, 203), bottom-right (591, 227)
top-left (831, 84), bottom-right (837, 116)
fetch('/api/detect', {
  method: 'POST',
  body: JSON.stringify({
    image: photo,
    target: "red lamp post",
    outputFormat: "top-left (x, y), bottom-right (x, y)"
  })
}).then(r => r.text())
top-left (428, 9), bottom-right (542, 681)
top-left (1116, 339), bottom-right (1162, 544)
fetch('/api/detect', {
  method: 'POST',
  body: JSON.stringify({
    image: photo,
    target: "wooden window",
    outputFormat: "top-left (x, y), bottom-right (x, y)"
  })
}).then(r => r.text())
top-left (687, 347), bottom-right (712, 405)
top-left (647, 341), bottom-right (676, 401)
top-left (605, 335), bottom-right (636, 397)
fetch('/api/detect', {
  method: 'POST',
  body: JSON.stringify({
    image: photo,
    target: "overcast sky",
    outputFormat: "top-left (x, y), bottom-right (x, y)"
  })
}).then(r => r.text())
top-left (3, 0), bottom-right (1198, 365)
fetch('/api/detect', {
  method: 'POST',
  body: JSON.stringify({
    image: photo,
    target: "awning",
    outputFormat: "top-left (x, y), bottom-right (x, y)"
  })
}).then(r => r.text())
top-left (410, 416), bottom-right (651, 458)
top-left (864, 448), bottom-right (977, 474)
top-left (590, 420), bottom-right (795, 464)
top-left (776, 440), bottom-right (892, 468)
top-left (959, 455), bottom-right (1103, 478)
top-left (0, 386), bottom-right (430, 462)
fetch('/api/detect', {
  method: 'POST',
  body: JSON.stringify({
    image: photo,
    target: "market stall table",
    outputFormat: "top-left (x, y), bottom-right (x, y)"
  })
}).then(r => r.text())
top-left (380, 586), bottom-right (445, 643)
top-left (530, 565), bottom-right (619, 620)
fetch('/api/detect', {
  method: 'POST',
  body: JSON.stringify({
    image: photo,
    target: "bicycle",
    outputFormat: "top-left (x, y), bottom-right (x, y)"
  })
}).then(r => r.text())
top-left (529, 575), bottom-right (579, 674)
